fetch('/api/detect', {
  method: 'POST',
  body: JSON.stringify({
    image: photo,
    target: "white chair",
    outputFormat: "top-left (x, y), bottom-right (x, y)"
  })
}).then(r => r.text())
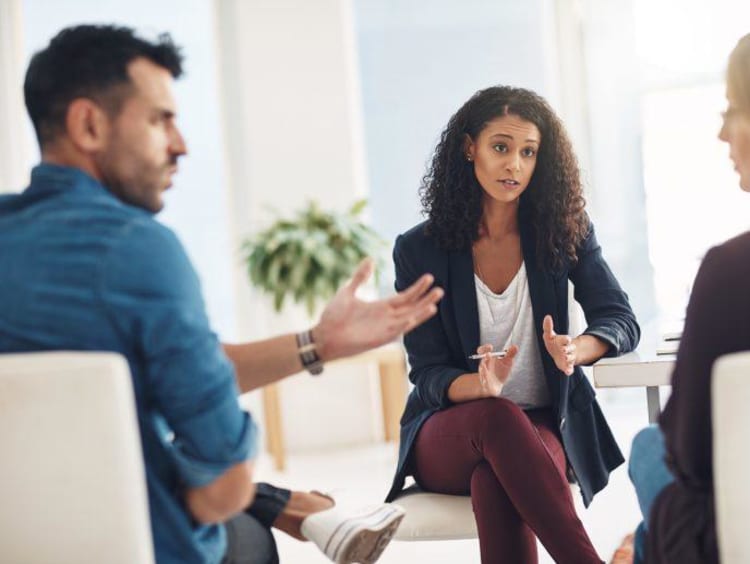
top-left (393, 485), bottom-right (477, 541)
top-left (393, 288), bottom-right (585, 542)
top-left (712, 351), bottom-right (750, 563)
top-left (0, 352), bottom-right (154, 564)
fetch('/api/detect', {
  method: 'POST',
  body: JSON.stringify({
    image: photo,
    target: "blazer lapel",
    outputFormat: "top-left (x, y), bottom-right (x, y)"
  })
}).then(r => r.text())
top-left (521, 231), bottom-right (556, 339)
top-left (449, 248), bottom-right (480, 361)
top-left (520, 217), bottom-right (565, 405)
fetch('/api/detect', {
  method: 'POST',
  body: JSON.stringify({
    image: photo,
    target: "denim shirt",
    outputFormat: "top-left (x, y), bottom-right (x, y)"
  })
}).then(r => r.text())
top-left (0, 164), bottom-right (257, 563)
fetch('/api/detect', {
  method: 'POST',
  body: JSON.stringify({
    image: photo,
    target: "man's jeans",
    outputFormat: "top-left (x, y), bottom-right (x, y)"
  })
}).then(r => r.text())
top-left (222, 482), bottom-right (292, 564)
top-left (628, 425), bottom-right (675, 564)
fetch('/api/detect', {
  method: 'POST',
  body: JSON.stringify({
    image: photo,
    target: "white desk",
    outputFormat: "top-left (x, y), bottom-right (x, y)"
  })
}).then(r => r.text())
top-left (592, 327), bottom-right (676, 423)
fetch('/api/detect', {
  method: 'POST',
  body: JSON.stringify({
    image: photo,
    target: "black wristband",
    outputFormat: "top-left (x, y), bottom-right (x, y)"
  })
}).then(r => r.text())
top-left (296, 329), bottom-right (324, 375)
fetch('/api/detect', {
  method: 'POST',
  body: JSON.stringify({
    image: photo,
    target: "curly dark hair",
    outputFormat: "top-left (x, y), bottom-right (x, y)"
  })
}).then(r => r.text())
top-left (420, 85), bottom-right (588, 272)
top-left (24, 24), bottom-right (184, 146)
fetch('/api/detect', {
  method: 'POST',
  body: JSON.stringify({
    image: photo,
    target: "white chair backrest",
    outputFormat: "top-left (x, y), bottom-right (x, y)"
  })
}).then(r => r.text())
top-left (712, 351), bottom-right (750, 564)
top-left (0, 352), bottom-right (154, 564)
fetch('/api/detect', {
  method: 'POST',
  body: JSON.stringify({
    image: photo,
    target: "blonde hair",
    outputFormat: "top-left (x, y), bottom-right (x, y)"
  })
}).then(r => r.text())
top-left (728, 33), bottom-right (750, 110)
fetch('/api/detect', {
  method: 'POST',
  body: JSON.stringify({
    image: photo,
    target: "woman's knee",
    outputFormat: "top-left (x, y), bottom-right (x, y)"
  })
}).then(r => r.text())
top-left (473, 397), bottom-right (528, 434)
top-left (470, 460), bottom-right (495, 491)
top-left (628, 425), bottom-right (665, 485)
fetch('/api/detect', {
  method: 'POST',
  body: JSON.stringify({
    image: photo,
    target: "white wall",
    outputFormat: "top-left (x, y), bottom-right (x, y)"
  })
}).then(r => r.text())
top-left (353, 0), bottom-right (564, 285)
top-left (354, 0), bottom-right (656, 321)
top-left (578, 0), bottom-right (655, 321)
top-left (216, 0), bottom-right (382, 451)
top-left (0, 0), bottom-right (32, 192)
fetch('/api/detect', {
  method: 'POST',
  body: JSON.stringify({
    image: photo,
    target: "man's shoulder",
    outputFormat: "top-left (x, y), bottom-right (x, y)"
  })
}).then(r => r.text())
top-left (112, 212), bottom-right (179, 248)
top-left (103, 215), bottom-right (192, 282)
top-left (70, 201), bottom-right (184, 264)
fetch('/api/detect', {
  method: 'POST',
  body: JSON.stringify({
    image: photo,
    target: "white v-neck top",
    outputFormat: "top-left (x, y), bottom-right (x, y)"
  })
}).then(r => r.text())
top-left (474, 262), bottom-right (550, 409)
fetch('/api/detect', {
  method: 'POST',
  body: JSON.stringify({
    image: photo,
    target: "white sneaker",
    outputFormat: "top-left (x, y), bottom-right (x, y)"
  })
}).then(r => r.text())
top-left (300, 503), bottom-right (405, 564)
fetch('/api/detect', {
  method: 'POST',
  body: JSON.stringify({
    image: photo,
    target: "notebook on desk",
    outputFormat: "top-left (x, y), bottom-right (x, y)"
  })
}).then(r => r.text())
top-left (656, 339), bottom-right (680, 355)
top-left (656, 329), bottom-right (682, 355)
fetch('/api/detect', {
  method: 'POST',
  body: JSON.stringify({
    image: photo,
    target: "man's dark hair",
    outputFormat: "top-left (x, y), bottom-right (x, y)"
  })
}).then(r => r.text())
top-left (24, 24), bottom-right (184, 146)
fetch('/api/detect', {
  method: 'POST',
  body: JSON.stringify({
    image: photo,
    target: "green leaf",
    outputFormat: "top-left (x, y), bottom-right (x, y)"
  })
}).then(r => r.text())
top-left (348, 198), bottom-right (368, 216)
top-left (241, 199), bottom-right (385, 313)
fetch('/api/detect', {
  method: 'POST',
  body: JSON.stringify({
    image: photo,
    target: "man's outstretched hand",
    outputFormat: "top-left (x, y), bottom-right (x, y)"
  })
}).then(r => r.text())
top-left (312, 258), bottom-right (443, 362)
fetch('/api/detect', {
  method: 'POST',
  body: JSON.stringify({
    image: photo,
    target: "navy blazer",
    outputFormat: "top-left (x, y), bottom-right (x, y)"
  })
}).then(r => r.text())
top-left (385, 214), bottom-right (640, 506)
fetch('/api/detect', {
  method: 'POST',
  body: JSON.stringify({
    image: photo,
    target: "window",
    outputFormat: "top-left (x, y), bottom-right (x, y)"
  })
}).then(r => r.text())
top-left (634, 0), bottom-right (750, 321)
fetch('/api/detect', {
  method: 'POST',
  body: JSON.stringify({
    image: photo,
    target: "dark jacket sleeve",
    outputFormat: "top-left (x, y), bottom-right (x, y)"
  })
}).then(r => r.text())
top-left (393, 234), bottom-right (466, 411)
top-left (569, 222), bottom-right (640, 357)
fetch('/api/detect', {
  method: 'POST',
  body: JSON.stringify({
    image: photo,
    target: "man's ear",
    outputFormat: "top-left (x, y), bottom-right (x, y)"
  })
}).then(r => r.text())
top-left (65, 98), bottom-right (111, 153)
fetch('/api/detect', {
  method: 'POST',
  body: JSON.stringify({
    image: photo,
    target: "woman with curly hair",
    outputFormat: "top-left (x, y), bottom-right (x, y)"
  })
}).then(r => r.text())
top-left (385, 85), bottom-right (640, 563)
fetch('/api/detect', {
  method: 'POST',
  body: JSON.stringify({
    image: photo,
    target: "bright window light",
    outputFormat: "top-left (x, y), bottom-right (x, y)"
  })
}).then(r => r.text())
top-left (634, 0), bottom-right (750, 322)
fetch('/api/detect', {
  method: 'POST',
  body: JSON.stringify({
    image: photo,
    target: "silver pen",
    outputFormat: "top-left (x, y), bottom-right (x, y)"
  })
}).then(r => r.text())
top-left (467, 350), bottom-right (508, 360)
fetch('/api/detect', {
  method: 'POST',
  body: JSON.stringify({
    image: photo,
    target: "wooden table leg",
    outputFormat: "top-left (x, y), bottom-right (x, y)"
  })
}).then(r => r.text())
top-left (378, 354), bottom-right (408, 442)
top-left (262, 384), bottom-right (285, 471)
top-left (646, 386), bottom-right (661, 424)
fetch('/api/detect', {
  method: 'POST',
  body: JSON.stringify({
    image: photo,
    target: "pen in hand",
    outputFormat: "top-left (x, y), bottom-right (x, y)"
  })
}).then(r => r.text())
top-left (468, 350), bottom-right (508, 360)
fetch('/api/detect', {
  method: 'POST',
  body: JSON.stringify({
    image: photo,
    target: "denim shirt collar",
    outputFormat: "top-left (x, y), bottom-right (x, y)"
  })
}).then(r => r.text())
top-left (29, 162), bottom-right (108, 195)
top-left (28, 162), bottom-right (153, 216)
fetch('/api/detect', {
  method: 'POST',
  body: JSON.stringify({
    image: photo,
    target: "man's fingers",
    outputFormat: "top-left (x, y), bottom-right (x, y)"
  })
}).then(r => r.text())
top-left (390, 286), bottom-right (444, 334)
top-left (402, 304), bottom-right (438, 333)
top-left (543, 315), bottom-right (555, 338)
top-left (392, 287), bottom-right (443, 318)
top-left (347, 258), bottom-right (374, 293)
top-left (477, 343), bottom-right (493, 355)
top-left (391, 274), bottom-right (436, 306)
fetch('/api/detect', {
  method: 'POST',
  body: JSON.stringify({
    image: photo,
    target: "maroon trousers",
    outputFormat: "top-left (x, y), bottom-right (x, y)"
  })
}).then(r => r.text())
top-left (412, 398), bottom-right (602, 564)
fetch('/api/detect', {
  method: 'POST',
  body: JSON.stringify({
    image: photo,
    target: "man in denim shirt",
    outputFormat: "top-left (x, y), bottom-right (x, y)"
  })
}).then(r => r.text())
top-left (0, 25), bottom-right (442, 564)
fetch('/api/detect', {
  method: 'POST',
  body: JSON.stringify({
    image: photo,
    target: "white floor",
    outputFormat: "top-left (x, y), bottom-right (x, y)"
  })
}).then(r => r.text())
top-left (254, 387), bottom-right (659, 563)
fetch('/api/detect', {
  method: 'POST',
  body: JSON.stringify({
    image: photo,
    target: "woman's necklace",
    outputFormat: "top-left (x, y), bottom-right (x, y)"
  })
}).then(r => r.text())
top-left (472, 246), bottom-right (487, 284)
top-left (472, 245), bottom-right (525, 351)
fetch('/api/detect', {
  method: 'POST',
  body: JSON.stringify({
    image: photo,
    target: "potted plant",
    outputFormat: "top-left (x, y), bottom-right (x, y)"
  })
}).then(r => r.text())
top-left (242, 199), bottom-right (385, 316)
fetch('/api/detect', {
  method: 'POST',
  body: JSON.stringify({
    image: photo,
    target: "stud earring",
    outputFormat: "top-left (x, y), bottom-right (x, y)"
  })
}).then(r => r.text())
top-left (466, 155), bottom-right (473, 162)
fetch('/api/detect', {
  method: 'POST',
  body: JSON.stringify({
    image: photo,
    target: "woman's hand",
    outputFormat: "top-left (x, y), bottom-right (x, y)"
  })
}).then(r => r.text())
top-left (477, 343), bottom-right (519, 398)
top-left (542, 315), bottom-right (576, 376)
